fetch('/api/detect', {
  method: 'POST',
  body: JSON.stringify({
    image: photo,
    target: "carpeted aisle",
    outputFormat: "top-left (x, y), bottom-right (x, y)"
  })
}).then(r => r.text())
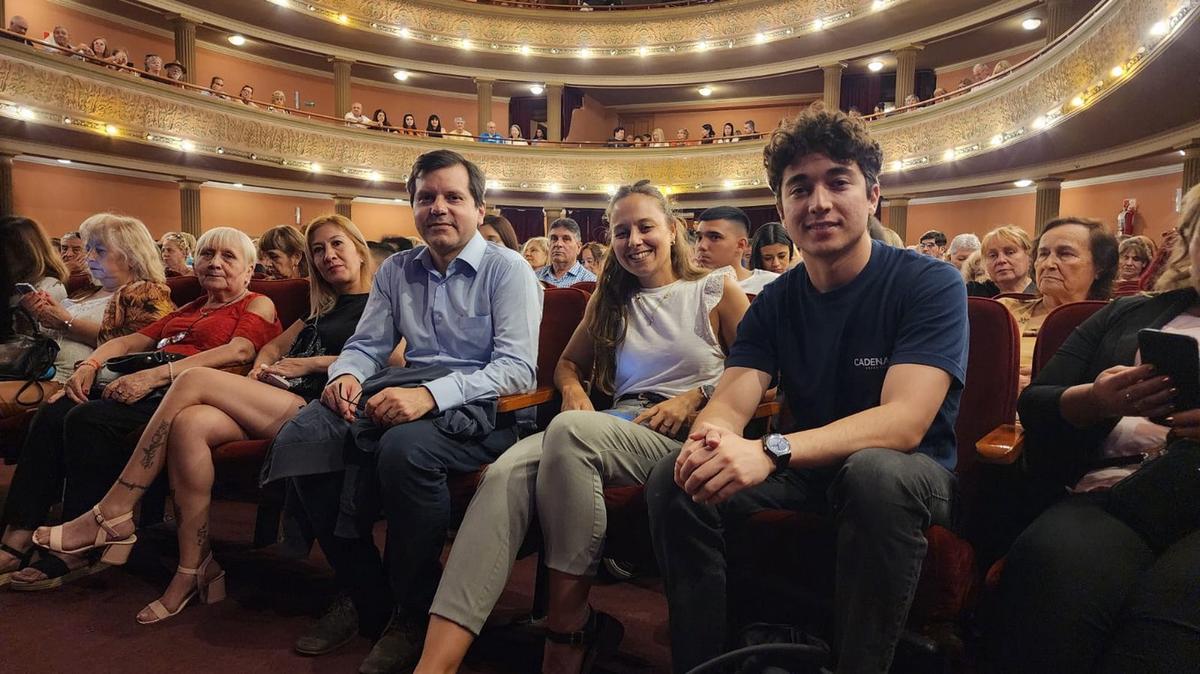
top-left (0, 464), bottom-right (671, 673)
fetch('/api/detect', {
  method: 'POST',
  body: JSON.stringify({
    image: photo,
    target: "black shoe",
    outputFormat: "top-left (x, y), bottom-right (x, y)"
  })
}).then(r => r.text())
top-left (358, 609), bottom-right (425, 674)
top-left (544, 607), bottom-right (624, 674)
top-left (295, 593), bottom-right (358, 656)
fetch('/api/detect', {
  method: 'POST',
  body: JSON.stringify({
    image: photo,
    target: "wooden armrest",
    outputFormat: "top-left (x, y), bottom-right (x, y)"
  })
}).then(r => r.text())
top-left (977, 423), bottom-right (1024, 465)
top-left (217, 363), bottom-right (251, 376)
top-left (752, 401), bottom-right (780, 420)
top-left (498, 385), bottom-right (556, 413)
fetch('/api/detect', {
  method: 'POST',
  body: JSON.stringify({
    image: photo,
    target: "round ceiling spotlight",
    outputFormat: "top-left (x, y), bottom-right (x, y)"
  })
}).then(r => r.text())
top-left (227, 34), bottom-right (246, 46)
top-left (868, 60), bottom-right (884, 72)
top-left (1013, 179), bottom-right (1034, 188)
top-left (529, 83), bottom-right (545, 95)
top-left (1021, 18), bottom-right (1043, 31)
top-left (392, 70), bottom-right (410, 81)
top-left (697, 86), bottom-right (713, 97)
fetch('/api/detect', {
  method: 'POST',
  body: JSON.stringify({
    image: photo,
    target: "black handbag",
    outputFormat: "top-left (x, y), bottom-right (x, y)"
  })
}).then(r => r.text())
top-left (92, 350), bottom-right (184, 394)
top-left (0, 306), bottom-right (60, 406)
top-left (282, 323), bottom-right (327, 400)
top-left (1103, 439), bottom-right (1200, 553)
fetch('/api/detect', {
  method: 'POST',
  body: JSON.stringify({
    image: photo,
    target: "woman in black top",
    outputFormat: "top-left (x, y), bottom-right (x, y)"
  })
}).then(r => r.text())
top-left (426, 114), bottom-right (443, 138)
top-left (989, 185), bottom-right (1200, 672)
top-left (31, 215), bottom-right (377, 624)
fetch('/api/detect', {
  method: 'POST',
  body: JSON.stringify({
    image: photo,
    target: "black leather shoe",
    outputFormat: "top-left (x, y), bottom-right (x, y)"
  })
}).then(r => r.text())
top-left (294, 593), bottom-right (358, 656)
top-left (358, 609), bottom-right (425, 674)
top-left (544, 608), bottom-right (624, 674)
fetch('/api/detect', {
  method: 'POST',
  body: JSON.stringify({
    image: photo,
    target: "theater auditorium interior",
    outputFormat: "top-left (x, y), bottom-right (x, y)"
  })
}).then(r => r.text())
top-left (1, 0), bottom-right (1199, 672)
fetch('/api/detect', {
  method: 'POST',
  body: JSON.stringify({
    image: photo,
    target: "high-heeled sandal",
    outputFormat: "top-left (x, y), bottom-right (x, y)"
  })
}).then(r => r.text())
top-left (544, 607), bottom-right (625, 674)
top-left (136, 552), bottom-right (226, 625)
top-left (34, 505), bottom-right (138, 565)
top-left (0, 542), bottom-right (35, 588)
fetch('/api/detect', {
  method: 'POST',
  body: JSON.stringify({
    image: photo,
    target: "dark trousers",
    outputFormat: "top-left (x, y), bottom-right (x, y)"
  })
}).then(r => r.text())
top-left (291, 471), bottom-right (393, 638)
top-left (373, 418), bottom-right (516, 617)
top-left (989, 494), bottom-right (1200, 673)
top-left (1, 395), bottom-right (158, 529)
top-left (645, 447), bottom-right (956, 674)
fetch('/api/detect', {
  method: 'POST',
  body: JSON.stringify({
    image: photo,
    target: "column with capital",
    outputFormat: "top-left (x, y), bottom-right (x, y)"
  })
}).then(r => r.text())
top-left (1044, 0), bottom-right (1071, 43)
top-left (885, 197), bottom-right (910, 242)
top-left (170, 16), bottom-right (197, 84)
top-left (892, 46), bottom-right (922, 106)
top-left (333, 195), bottom-right (353, 219)
top-left (0, 152), bottom-right (14, 218)
top-left (546, 83), bottom-right (564, 142)
top-left (1034, 178), bottom-right (1063, 234)
top-left (476, 78), bottom-right (494, 139)
top-left (544, 208), bottom-right (564, 233)
top-left (179, 179), bottom-right (202, 237)
top-left (1181, 142), bottom-right (1200, 193)
top-left (822, 63), bottom-right (845, 111)
top-left (332, 58), bottom-right (353, 118)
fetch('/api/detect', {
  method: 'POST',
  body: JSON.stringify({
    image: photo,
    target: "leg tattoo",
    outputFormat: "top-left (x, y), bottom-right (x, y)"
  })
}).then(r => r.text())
top-left (196, 522), bottom-right (209, 549)
top-left (117, 477), bottom-right (149, 492)
top-left (141, 420), bottom-right (170, 469)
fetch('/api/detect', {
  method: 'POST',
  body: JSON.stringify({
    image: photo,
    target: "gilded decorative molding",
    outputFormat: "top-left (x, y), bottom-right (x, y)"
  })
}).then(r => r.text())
top-left (0, 0), bottom-right (1192, 196)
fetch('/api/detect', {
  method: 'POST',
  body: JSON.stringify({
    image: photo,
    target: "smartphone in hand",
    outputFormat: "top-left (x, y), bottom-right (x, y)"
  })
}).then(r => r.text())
top-left (14, 282), bottom-right (37, 294)
top-left (260, 372), bottom-right (294, 390)
top-left (1137, 328), bottom-right (1200, 423)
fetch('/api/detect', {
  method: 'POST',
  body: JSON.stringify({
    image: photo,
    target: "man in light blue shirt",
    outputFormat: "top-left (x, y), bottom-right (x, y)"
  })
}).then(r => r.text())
top-left (535, 217), bottom-right (598, 288)
top-left (477, 120), bottom-right (504, 144)
top-left (313, 149), bottom-right (541, 672)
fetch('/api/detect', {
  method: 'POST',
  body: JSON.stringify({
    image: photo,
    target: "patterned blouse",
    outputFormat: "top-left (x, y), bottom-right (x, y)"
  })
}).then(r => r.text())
top-left (97, 280), bottom-right (175, 344)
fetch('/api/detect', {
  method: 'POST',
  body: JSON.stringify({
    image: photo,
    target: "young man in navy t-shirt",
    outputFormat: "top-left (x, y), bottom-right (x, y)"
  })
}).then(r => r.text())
top-left (646, 110), bottom-right (968, 673)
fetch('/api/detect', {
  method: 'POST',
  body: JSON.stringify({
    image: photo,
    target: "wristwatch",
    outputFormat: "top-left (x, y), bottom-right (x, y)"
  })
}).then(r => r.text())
top-left (698, 384), bottom-right (716, 407)
top-left (762, 433), bottom-right (792, 471)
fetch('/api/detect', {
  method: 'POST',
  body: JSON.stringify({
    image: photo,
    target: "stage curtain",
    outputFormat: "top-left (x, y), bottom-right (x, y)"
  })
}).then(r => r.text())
top-left (500, 206), bottom-right (546, 243)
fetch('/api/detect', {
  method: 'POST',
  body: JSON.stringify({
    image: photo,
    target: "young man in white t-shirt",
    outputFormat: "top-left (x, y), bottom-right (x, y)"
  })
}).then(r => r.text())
top-left (693, 205), bottom-right (779, 294)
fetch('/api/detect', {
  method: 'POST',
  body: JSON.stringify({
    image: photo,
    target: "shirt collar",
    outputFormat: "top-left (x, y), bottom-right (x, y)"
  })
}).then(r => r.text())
top-left (414, 230), bottom-right (487, 275)
top-left (540, 261), bottom-right (584, 280)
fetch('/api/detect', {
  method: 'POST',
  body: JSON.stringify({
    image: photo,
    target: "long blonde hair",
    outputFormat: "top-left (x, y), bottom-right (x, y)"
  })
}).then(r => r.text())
top-left (1154, 184), bottom-right (1200, 292)
top-left (303, 214), bottom-right (375, 318)
top-left (79, 213), bottom-right (166, 284)
top-left (587, 180), bottom-right (706, 394)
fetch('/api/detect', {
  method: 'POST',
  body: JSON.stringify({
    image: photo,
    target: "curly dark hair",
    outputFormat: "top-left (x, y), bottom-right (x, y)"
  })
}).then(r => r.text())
top-left (763, 110), bottom-right (882, 199)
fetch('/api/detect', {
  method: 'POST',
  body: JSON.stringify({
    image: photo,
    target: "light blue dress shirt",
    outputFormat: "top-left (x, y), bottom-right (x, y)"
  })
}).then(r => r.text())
top-left (536, 260), bottom-right (597, 288)
top-left (478, 132), bottom-right (505, 144)
top-left (328, 232), bottom-right (542, 411)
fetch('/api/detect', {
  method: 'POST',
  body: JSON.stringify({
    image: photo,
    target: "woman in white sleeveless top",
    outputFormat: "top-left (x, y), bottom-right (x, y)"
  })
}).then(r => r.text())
top-left (414, 181), bottom-right (749, 674)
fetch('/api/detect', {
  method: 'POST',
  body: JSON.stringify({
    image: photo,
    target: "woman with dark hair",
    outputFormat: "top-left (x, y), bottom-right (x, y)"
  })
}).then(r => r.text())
top-left (426, 114), bottom-right (443, 139)
top-left (997, 216), bottom-right (1119, 389)
top-left (749, 222), bottom-right (796, 274)
top-left (258, 225), bottom-right (309, 279)
top-left (699, 124), bottom-right (716, 144)
top-left (401, 113), bottom-right (419, 136)
top-left (372, 109), bottom-right (395, 132)
top-left (28, 216), bottom-right (376, 623)
top-left (717, 122), bottom-right (737, 143)
top-left (988, 183), bottom-right (1200, 673)
top-left (413, 180), bottom-right (749, 673)
top-left (531, 127), bottom-right (546, 144)
top-left (581, 242), bottom-right (606, 276)
top-left (479, 214), bottom-right (520, 251)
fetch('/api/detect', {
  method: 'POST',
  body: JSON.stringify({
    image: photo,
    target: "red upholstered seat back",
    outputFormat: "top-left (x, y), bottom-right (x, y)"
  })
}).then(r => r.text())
top-left (165, 275), bottom-right (203, 307)
top-left (1031, 300), bottom-right (1107, 378)
top-left (536, 287), bottom-right (590, 388)
top-left (573, 281), bottom-right (597, 294)
top-left (993, 292), bottom-right (1037, 302)
top-left (249, 278), bottom-right (311, 327)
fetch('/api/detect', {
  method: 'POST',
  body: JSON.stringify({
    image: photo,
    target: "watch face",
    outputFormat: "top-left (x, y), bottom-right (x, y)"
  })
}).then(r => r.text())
top-left (765, 433), bottom-right (790, 459)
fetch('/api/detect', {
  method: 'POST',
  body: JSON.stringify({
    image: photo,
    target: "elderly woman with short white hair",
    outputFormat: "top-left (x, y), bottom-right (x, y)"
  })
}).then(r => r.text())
top-left (2, 227), bottom-right (282, 591)
top-left (948, 233), bottom-right (981, 270)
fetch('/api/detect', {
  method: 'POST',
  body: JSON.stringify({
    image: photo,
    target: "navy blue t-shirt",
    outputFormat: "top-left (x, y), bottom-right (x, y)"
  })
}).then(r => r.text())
top-left (727, 240), bottom-right (968, 471)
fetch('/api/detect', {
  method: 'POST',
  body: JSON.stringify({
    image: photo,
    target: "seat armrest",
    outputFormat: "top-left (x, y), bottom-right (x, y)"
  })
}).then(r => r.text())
top-left (752, 401), bottom-right (780, 420)
top-left (977, 423), bottom-right (1024, 464)
top-left (498, 386), bottom-right (557, 413)
top-left (217, 363), bottom-right (251, 376)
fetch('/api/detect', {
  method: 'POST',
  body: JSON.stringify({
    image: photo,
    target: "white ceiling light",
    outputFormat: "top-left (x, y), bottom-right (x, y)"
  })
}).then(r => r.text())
top-left (268, 0), bottom-right (289, 6)
top-left (309, 162), bottom-right (322, 173)
top-left (17, 107), bottom-right (34, 119)
top-left (392, 70), bottom-right (409, 81)
top-left (1013, 179), bottom-right (1033, 188)
top-left (398, 27), bottom-right (410, 39)
top-left (1032, 116), bottom-right (1047, 129)
top-left (868, 60), bottom-right (884, 72)
top-left (942, 149), bottom-right (956, 161)
top-left (548, 183), bottom-right (561, 193)
top-left (890, 160), bottom-right (903, 172)
top-left (529, 83), bottom-right (544, 95)
top-left (1150, 21), bottom-right (1168, 36)
top-left (460, 39), bottom-right (472, 50)
top-left (696, 40), bottom-right (709, 51)
top-left (368, 171), bottom-right (382, 182)
top-left (520, 44), bottom-right (531, 55)
top-left (232, 182), bottom-right (244, 188)
top-left (697, 86), bottom-right (713, 96)
top-left (228, 34), bottom-right (246, 46)
top-left (722, 179), bottom-right (735, 189)
top-left (812, 18), bottom-right (825, 30)
top-left (180, 140), bottom-right (196, 152)
top-left (638, 45), bottom-right (649, 56)
top-left (755, 32), bottom-right (767, 44)
top-left (1021, 18), bottom-right (1043, 31)
top-left (872, 0), bottom-right (887, 9)
top-left (56, 158), bottom-right (72, 164)
top-left (578, 47), bottom-right (591, 59)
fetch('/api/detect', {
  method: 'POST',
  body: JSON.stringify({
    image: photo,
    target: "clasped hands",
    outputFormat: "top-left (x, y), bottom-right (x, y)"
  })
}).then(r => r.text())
top-left (674, 422), bottom-right (775, 505)
top-left (320, 374), bottom-right (436, 427)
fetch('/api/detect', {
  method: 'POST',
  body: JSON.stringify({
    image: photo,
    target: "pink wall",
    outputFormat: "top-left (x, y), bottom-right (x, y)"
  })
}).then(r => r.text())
top-left (565, 95), bottom-right (618, 143)
top-left (886, 171), bottom-right (1184, 245)
top-left (13, 162), bottom-right (181, 236)
top-left (935, 47), bottom-right (1039, 92)
top-left (8, 0), bottom-right (170, 62)
top-left (351, 201), bottom-right (418, 240)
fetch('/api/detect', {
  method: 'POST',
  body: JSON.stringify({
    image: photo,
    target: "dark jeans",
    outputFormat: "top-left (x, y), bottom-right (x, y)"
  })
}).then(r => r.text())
top-left (373, 417), bottom-right (516, 616)
top-left (646, 447), bottom-right (956, 674)
top-left (1, 395), bottom-right (159, 530)
top-left (989, 494), bottom-right (1200, 673)
top-left (291, 471), bottom-right (393, 638)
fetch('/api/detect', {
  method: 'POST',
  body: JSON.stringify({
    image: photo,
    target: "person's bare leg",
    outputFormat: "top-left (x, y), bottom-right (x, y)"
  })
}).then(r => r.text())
top-left (135, 404), bottom-right (241, 620)
top-left (542, 570), bottom-right (594, 674)
top-left (413, 615), bottom-right (477, 674)
top-left (31, 368), bottom-right (305, 556)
